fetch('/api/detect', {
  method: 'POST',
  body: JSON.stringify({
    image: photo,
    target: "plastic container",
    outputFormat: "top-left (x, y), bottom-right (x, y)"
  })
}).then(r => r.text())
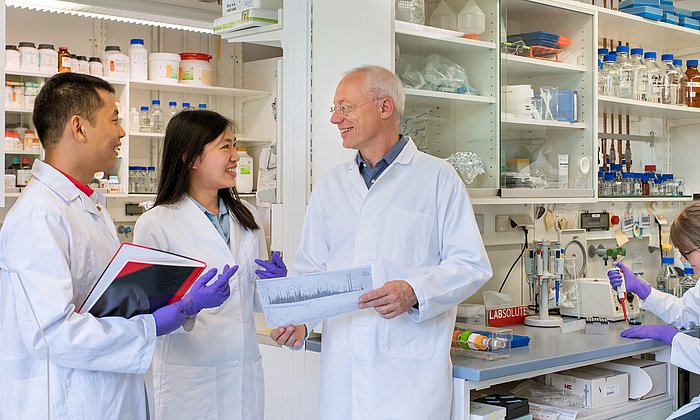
top-left (395, 0), bottom-right (425, 24)
top-left (451, 323), bottom-right (512, 361)
top-left (38, 44), bottom-right (57, 74)
top-left (128, 39), bottom-right (148, 81)
top-left (148, 53), bottom-right (180, 84)
top-left (88, 57), bottom-right (103, 77)
top-left (106, 49), bottom-right (129, 80)
top-left (6, 45), bottom-right (20, 70)
top-left (70, 54), bottom-right (80, 74)
top-left (58, 47), bottom-right (71, 73)
top-left (620, 6), bottom-right (663, 20)
top-left (236, 148), bottom-right (254, 193)
top-left (18, 41), bottom-right (39, 71)
top-left (429, 1), bottom-right (457, 31)
top-left (457, 0), bottom-right (485, 36)
top-left (77, 56), bottom-right (89, 74)
top-left (179, 53), bottom-right (213, 86)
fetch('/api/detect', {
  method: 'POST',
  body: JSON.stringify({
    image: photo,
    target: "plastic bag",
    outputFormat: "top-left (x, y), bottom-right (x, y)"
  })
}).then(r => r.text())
top-left (512, 378), bottom-right (583, 409)
top-left (424, 53), bottom-right (476, 94)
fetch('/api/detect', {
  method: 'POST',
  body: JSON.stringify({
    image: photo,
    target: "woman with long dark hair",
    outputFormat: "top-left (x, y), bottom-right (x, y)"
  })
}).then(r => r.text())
top-left (134, 110), bottom-right (285, 419)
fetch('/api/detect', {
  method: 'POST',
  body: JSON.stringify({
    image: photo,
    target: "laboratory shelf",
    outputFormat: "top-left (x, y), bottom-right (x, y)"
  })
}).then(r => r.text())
top-left (575, 394), bottom-right (672, 420)
top-left (129, 80), bottom-right (270, 99)
top-left (502, 115), bottom-right (586, 130)
top-left (5, 108), bottom-right (33, 114)
top-left (395, 27), bottom-right (496, 56)
top-left (220, 22), bottom-right (283, 48)
top-left (472, 196), bottom-right (598, 205)
top-left (598, 96), bottom-right (700, 119)
top-left (598, 196), bottom-right (694, 202)
top-left (5, 69), bottom-right (127, 85)
top-left (502, 54), bottom-right (587, 77)
top-left (405, 88), bottom-right (495, 107)
top-left (129, 132), bottom-right (163, 138)
top-left (4, 150), bottom-right (41, 155)
top-left (505, 0), bottom-right (594, 22)
top-left (597, 6), bottom-right (700, 51)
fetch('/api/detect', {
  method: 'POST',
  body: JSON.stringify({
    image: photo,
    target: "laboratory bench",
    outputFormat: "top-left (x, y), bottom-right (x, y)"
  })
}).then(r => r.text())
top-left (303, 317), bottom-right (681, 420)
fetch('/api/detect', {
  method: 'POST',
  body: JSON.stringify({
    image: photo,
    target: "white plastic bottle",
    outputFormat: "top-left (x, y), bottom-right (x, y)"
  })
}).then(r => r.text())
top-left (129, 107), bottom-right (140, 131)
top-left (236, 148), bottom-right (254, 193)
top-left (128, 39), bottom-right (148, 81)
top-left (430, 1), bottom-right (457, 30)
top-left (150, 99), bottom-right (164, 133)
top-left (457, 0), bottom-right (485, 36)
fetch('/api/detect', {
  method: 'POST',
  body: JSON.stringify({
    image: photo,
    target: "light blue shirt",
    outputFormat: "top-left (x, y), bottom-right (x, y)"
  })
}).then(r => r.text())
top-left (355, 135), bottom-right (408, 189)
top-left (189, 196), bottom-right (230, 244)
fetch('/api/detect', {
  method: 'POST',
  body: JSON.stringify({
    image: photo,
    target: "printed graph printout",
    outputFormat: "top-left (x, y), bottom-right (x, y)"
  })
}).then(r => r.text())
top-left (256, 266), bottom-right (373, 327)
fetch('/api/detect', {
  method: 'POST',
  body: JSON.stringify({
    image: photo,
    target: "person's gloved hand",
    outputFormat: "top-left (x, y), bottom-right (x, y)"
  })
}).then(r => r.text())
top-left (620, 324), bottom-right (679, 346)
top-left (185, 265), bottom-right (236, 316)
top-left (608, 261), bottom-right (652, 299)
top-left (153, 297), bottom-right (191, 336)
top-left (255, 251), bottom-right (288, 279)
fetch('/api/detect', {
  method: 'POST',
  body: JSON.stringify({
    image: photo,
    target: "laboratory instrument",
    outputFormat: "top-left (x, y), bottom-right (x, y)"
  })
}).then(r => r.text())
top-left (523, 241), bottom-right (564, 327)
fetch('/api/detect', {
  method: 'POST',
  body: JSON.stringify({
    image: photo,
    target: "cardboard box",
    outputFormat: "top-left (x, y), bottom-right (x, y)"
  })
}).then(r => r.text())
top-left (222, 0), bottom-right (282, 16)
top-left (598, 358), bottom-right (667, 400)
top-left (213, 8), bottom-right (279, 34)
top-left (546, 367), bottom-right (629, 409)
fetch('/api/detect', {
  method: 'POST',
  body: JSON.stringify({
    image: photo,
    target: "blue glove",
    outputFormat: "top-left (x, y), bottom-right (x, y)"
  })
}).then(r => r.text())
top-left (255, 251), bottom-right (288, 279)
top-left (608, 261), bottom-right (652, 299)
top-left (185, 265), bottom-right (236, 316)
top-left (620, 325), bottom-right (679, 346)
top-left (153, 297), bottom-right (191, 336)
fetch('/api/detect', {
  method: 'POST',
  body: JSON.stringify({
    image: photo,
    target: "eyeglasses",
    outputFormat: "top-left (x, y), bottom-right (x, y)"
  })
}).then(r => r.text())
top-left (680, 247), bottom-right (700, 260)
top-left (330, 98), bottom-right (382, 115)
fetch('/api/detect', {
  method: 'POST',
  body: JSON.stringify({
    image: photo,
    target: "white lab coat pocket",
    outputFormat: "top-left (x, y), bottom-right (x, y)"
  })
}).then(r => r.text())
top-left (64, 371), bottom-right (133, 419)
top-left (322, 314), bottom-right (349, 353)
top-left (381, 208), bottom-right (433, 266)
top-left (158, 364), bottom-right (218, 420)
top-left (379, 315), bottom-right (437, 359)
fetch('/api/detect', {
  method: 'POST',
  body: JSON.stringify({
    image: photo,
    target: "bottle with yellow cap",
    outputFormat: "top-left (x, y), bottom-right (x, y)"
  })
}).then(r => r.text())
top-left (236, 147), bottom-right (254, 193)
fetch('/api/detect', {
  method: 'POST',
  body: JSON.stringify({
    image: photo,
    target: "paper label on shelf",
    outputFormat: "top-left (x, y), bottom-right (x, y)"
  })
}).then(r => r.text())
top-left (614, 228), bottom-right (629, 246)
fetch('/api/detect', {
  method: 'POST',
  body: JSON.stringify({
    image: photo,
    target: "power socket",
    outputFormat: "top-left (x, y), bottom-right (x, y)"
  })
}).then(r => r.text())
top-left (495, 214), bottom-right (515, 232)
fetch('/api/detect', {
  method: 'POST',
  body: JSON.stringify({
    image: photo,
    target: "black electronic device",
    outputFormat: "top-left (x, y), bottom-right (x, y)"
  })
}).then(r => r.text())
top-left (580, 211), bottom-right (610, 231)
top-left (473, 394), bottom-right (529, 419)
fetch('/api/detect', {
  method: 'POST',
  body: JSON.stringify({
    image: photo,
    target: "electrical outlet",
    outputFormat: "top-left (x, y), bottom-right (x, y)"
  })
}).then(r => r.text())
top-left (495, 214), bottom-right (515, 232)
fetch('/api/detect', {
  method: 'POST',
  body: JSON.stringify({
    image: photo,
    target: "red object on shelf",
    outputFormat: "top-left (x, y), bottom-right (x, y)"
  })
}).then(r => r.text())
top-left (529, 45), bottom-right (562, 62)
top-left (557, 35), bottom-right (571, 47)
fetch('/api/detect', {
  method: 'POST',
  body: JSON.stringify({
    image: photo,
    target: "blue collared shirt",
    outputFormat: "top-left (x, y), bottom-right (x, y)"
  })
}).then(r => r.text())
top-left (355, 135), bottom-right (408, 189)
top-left (189, 195), bottom-right (230, 244)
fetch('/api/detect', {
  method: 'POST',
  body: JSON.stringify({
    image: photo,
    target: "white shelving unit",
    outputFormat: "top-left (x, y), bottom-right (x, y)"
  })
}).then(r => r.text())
top-left (599, 96), bottom-right (700, 119)
top-left (130, 80), bottom-right (269, 99)
top-left (502, 54), bottom-right (587, 76)
top-left (503, 115), bottom-right (587, 129)
top-left (405, 88), bottom-right (496, 106)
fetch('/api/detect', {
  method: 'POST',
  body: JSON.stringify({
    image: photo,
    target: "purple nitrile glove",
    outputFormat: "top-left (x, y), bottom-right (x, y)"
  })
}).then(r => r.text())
top-left (608, 261), bottom-right (652, 299)
top-left (620, 324), bottom-right (680, 346)
top-left (184, 265), bottom-right (236, 316)
top-left (255, 251), bottom-right (288, 279)
top-left (153, 297), bottom-right (191, 336)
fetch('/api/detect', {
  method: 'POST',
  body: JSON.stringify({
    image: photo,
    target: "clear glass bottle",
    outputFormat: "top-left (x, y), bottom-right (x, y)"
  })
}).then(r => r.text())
top-left (661, 54), bottom-right (681, 105)
top-left (598, 48), bottom-right (609, 65)
top-left (630, 48), bottom-right (648, 101)
top-left (150, 99), bottom-right (164, 133)
top-left (677, 266), bottom-right (697, 297)
top-left (645, 52), bottom-right (663, 103)
top-left (166, 101), bottom-right (179, 127)
top-left (616, 46), bottom-right (635, 99)
top-left (182, 102), bottom-right (194, 110)
top-left (198, 103), bottom-right (207, 109)
top-left (602, 53), bottom-right (619, 97)
top-left (139, 106), bottom-right (152, 132)
top-left (674, 59), bottom-right (688, 106)
top-left (656, 255), bottom-right (677, 294)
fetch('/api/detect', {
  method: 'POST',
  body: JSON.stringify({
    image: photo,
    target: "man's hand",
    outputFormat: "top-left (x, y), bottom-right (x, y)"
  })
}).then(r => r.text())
top-left (358, 280), bottom-right (417, 319)
top-left (270, 325), bottom-right (307, 348)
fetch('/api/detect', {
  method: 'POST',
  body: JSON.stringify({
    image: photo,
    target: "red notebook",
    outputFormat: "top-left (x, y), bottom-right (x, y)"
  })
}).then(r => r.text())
top-left (79, 243), bottom-right (206, 318)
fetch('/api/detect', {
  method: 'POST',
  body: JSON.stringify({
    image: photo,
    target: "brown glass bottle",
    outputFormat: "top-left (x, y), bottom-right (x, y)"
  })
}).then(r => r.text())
top-left (686, 60), bottom-right (700, 108)
top-left (58, 47), bottom-right (71, 72)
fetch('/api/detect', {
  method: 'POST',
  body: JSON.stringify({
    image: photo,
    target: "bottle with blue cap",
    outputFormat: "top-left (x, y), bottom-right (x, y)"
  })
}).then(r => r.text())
top-left (602, 53), bottom-right (620, 97)
top-left (616, 45), bottom-right (635, 99)
top-left (656, 246), bottom-right (678, 294)
top-left (677, 264), bottom-right (697, 297)
top-left (128, 38), bottom-right (148, 81)
top-left (686, 59), bottom-right (700, 107)
top-left (661, 54), bottom-right (681, 105)
top-left (630, 48), bottom-right (648, 101)
top-left (151, 99), bottom-right (164, 133)
top-left (645, 52), bottom-right (663, 103)
top-left (673, 59), bottom-right (688, 106)
top-left (139, 106), bottom-right (152, 132)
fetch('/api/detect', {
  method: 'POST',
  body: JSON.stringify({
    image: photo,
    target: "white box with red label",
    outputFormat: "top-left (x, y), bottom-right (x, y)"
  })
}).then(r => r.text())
top-left (545, 367), bottom-right (629, 409)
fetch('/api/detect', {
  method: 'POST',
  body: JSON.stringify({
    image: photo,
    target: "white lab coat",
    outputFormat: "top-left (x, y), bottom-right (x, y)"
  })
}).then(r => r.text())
top-left (134, 196), bottom-right (267, 420)
top-left (0, 160), bottom-right (156, 420)
top-left (640, 287), bottom-right (700, 419)
top-left (295, 138), bottom-right (492, 420)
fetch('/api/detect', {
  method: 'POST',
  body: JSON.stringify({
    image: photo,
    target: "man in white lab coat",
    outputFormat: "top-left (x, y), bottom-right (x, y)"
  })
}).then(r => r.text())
top-left (271, 65), bottom-right (493, 419)
top-left (0, 73), bottom-right (230, 419)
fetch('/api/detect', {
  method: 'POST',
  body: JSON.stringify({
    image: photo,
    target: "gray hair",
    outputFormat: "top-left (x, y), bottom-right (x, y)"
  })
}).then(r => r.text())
top-left (346, 65), bottom-right (405, 118)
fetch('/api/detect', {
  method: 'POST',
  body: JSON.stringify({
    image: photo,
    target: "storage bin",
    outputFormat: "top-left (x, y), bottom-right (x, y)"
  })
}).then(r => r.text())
top-left (179, 53), bottom-right (212, 86)
top-left (148, 53), bottom-right (180, 84)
